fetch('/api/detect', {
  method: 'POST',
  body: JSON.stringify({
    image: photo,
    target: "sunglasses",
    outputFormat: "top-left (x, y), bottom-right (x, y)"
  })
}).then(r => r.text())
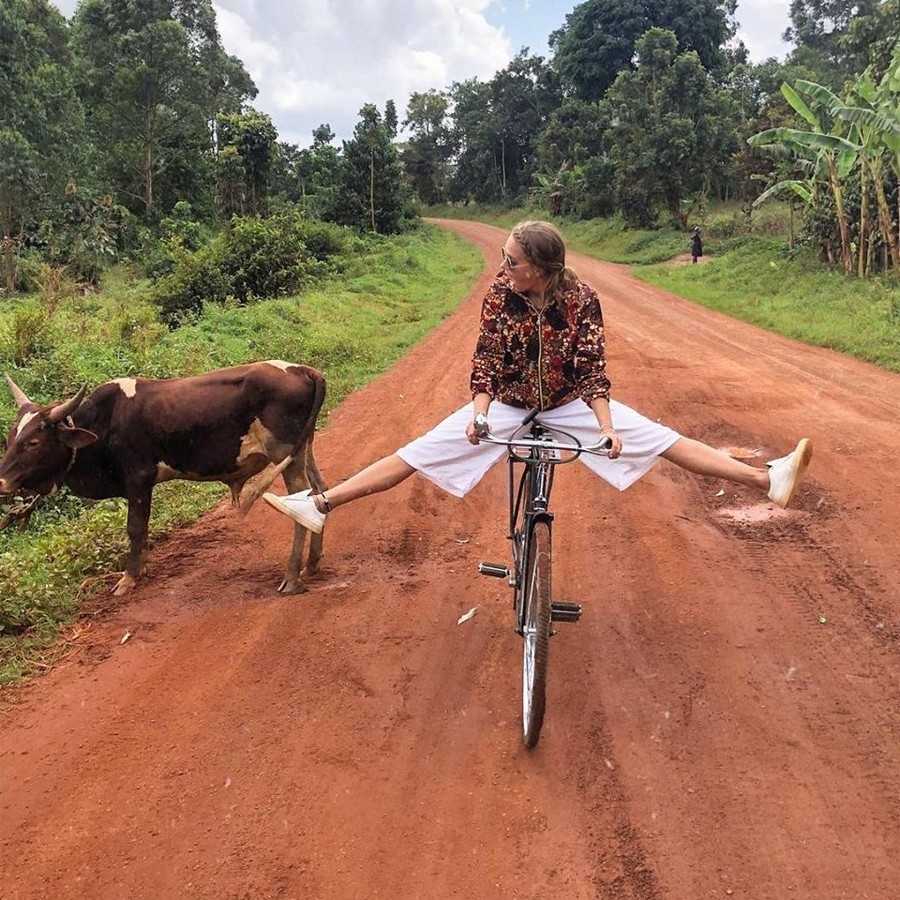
top-left (500, 248), bottom-right (526, 270)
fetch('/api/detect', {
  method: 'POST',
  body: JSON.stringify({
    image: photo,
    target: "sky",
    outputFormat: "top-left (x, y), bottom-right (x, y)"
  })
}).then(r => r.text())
top-left (49, 0), bottom-right (793, 148)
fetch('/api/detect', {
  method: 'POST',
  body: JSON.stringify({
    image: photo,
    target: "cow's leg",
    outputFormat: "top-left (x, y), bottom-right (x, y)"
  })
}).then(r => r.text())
top-left (278, 454), bottom-right (313, 593)
top-left (302, 437), bottom-right (327, 573)
top-left (277, 441), bottom-right (328, 593)
top-left (114, 488), bottom-right (152, 595)
top-left (236, 455), bottom-right (293, 513)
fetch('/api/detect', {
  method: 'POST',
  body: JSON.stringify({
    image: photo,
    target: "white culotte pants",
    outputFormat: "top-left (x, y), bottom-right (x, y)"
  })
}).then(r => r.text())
top-left (396, 398), bottom-right (681, 498)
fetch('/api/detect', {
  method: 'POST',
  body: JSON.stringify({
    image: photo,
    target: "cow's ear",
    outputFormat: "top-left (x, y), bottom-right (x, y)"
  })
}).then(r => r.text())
top-left (59, 426), bottom-right (98, 449)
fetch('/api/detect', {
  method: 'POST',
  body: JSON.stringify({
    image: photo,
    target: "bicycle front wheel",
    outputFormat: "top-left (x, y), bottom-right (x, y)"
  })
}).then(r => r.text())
top-left (522, 519), bottom-right (552, 748)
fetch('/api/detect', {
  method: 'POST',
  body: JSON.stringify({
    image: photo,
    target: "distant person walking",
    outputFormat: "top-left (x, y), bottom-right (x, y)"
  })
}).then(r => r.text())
top-left (691, 226), bottom-right (703, 264)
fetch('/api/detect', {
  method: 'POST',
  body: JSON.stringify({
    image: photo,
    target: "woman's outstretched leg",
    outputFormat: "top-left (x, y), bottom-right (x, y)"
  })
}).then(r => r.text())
top-left (263, 454), bottom-right (415, 532)
top-left (661, 437), bottom-right (812, 507)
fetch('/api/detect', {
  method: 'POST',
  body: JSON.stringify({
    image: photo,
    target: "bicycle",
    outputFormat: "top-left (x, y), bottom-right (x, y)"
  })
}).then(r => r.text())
top-left (476, 410), bottom-right (612, 748)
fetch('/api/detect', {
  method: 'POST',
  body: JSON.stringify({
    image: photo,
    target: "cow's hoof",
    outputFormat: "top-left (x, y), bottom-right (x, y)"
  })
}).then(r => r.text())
top-left (113, 574), bottom-right (136, 595)
top-left (276, 579), bottom-right (307, 595)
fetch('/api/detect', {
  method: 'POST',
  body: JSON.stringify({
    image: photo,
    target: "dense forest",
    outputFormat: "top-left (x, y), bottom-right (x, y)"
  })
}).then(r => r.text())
top-left (2, 0), bottom-right (899, 311)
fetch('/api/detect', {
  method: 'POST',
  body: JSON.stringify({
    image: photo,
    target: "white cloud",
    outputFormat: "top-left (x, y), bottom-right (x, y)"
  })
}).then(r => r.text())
top-left (212, 0), bottom-right (510, 145)
top-left (733, 0), bottom-right (792, 62)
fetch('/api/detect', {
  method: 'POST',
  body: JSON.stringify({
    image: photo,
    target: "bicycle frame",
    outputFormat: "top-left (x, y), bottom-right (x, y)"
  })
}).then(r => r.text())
top-left (505, 421), bottom-right (557, 633)
top-left (478, 412), bottom-right (611, 746)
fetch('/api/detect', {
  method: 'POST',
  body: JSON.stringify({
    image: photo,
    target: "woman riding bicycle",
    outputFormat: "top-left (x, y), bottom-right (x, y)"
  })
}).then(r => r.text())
top-left (264, 220), bottom-right (812, 531)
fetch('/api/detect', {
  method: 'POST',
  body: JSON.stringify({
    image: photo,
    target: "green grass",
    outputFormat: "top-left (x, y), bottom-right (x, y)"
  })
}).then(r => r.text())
top-left (0, 224), bottom-right (482, 684)
top-left (632, 237), bottom-right (900, 373)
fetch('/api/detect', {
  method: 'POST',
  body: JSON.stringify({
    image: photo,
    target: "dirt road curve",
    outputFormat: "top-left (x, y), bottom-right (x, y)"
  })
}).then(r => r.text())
top-left (2, 220), bottom-right (898, 900)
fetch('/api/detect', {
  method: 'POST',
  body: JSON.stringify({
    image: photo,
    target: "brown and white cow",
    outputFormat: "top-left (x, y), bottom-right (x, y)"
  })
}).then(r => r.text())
top-left (0, 360), bottom-right (327, 595)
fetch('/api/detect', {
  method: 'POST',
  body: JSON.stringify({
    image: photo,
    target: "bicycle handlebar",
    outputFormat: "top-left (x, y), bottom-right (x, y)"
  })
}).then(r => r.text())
top-left (477, 431), bottom-right (612, 458)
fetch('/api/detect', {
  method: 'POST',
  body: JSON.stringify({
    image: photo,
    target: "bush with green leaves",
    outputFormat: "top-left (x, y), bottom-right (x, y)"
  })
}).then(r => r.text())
top-left (293, 218), bottom-right (350, 262)
top-left (10, 250), bottom-right (45, 294)
top-left (4, 304), bottom-right (57, 367)
top-left (151, 240), bottom-right (232, 326)
top-left (149, 210), bottom-right (353, 324)
top-left (221, 213), bottom-right (310, 302)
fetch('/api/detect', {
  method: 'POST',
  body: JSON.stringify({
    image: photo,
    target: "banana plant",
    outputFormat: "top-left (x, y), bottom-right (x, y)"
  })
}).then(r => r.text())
top-left (800, 62), bottom-right (900, 274)
top-left (749, 80), bottom-right (859, 273)
top-left (831, 49), bottom-right (900, 271)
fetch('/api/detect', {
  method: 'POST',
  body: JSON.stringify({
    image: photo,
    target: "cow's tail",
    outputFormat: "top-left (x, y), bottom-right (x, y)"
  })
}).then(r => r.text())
top-left (289, 365), bottom-right (327, 459)
top-left (236, 366), bottom-right (327, 514)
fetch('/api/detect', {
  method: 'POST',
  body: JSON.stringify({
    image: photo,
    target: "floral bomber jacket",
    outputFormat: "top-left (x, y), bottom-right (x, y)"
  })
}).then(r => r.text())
top-left (470, 273), bottom-right (611, 411)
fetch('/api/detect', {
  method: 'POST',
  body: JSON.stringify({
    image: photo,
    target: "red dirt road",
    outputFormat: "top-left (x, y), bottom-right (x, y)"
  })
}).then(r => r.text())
top-left (2, 220), bottom-right (899, 900)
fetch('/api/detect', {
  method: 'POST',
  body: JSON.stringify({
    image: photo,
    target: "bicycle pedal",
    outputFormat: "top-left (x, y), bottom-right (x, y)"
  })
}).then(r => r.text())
top-left (478, 562), bottom-right (510, 579)
top-left (551, 601), bottom-right (582, 623)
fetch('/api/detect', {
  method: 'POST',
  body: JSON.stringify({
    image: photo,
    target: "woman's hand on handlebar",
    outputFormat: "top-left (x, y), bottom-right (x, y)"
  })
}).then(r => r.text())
top-left (600, 425), bottom-right (622, 459)
top-left (467, 412), bottom-right (490, 445)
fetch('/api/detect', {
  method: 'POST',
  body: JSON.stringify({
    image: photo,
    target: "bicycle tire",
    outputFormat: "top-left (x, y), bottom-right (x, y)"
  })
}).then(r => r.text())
top-left (522, 519), bottom-right (552, 748)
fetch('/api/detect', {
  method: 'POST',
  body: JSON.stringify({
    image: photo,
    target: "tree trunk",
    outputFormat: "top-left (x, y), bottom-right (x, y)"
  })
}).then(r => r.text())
top-left (2, 237), bottom-right (15, 294)
top-left (872, 176), bottom-right (900, 270)
top-left (369, 152), bottom-right (376, 233)
top-left (1, 200), bottom-right (16, 293)
top-left (829, 165), bottom-right (853, 273)
top-left (858, 166), bottom-right (868, 278)
top-left (144, 105), bottom-right (155, 215)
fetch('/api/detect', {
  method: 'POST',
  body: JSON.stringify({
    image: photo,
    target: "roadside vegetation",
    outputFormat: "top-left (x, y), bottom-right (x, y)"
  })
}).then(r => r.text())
top-left (3, 205), bottom-right (897, 684)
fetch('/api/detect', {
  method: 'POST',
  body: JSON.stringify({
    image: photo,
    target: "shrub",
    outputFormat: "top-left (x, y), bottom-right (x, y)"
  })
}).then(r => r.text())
top-left (11, 250), bottom-right (45, 294)
top-left (220, 214), bottom-right (309, 302)
top-left (148, 211), bottom-right (357, 326)
top-left (3, 305), bottom-right (56, 366)
top-left (151, 241), bottom-right (232, 326)
top-left (295, 219), bottom-right (348, 261)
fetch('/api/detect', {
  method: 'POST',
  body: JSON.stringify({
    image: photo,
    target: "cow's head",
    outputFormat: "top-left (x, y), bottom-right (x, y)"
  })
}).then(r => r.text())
top-left (0, 376), bottom-right (96, 497)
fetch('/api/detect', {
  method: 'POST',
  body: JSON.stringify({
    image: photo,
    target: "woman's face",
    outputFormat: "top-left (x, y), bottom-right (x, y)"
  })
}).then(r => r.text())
top-left (501, 237), bottom-right (545, 295)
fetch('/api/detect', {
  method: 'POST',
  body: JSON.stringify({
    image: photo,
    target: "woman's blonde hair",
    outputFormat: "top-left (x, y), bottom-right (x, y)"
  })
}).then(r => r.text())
top-left (511, 220), bottom-right (579, 300)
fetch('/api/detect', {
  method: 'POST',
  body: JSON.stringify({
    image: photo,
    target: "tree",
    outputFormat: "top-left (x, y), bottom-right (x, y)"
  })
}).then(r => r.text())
top-left (749, 80), bottom-right (859, 273)
top-left (216, 110), bottom-right (278, 217)
top-left (384, 100), bottom-right (399, 140)
top-left (784, 0), bottom-right (881, 59)
top-left (550, 0), bottom-right (735, 101)
top-left (783, 0), bottom-right (884, 86)
top-left (333, 105), bottom-right (405, 233)
top-left (533, 99), bottom-right (614, 217)
top-left (71, 0), bottom-right (256, 219)
top-left (817, 54), bottom-right (900, 271)
top-left (270, 142), bottom-right (305, 203)
top-left (536, 98), bottom-right (608, 173)
top-left (840, 1), bottom-right (900, 81)
top-left (601, 28), bottom-right (740, 226)
top-left (446, 78), bottom-right (498, 202)
top-left (402, 90), bottom-right (455, 205)
top-left (449, 53), bottom-right (561, 203)
top-left (0, 0), bottom-right (83, 293)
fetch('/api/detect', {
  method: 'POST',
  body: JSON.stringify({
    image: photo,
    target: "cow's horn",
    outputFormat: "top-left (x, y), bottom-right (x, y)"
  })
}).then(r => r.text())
top-left (47, 385), bottom-right (88, 423)
top-left (5, 374), bottom-right (32, 409)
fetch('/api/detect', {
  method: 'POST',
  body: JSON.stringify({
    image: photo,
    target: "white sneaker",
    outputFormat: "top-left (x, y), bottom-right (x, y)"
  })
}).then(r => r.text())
top-left (262, 489), bottom-right (327, 533)
top-left (766, 439), bottom-right (813, 508)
